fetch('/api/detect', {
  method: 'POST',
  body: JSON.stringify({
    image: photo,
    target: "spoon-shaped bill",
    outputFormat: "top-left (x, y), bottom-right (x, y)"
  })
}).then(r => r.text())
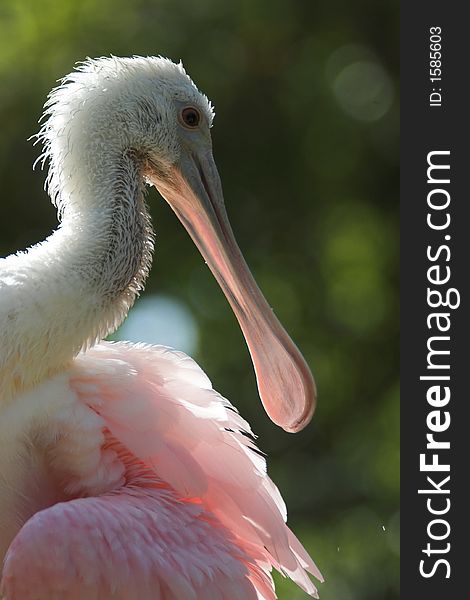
top-left (151, 151), bottom-right (316, 433)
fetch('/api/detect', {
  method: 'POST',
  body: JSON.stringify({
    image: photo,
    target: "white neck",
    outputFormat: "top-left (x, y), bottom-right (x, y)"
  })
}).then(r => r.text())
top-left (0, 145), bottom-right (153, 401)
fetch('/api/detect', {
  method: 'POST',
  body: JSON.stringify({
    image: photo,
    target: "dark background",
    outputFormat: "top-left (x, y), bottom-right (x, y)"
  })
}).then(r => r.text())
top-left (0, 1), bottom-right (399, 598)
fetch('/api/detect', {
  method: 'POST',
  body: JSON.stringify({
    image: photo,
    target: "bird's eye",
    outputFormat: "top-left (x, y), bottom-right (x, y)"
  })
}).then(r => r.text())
top-left (181, 107), bottom-right (200, 128)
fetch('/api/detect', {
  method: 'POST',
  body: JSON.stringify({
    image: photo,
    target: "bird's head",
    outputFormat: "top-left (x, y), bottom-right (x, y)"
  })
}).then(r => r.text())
top-left (94, 57), bottom-right (216, 176)
top-left (41, 56), bottom-right (317, 433)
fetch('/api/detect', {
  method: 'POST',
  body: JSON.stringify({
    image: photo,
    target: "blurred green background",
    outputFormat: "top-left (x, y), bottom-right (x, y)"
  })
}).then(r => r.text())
top-left (0, 1), bottom-right (399, 598)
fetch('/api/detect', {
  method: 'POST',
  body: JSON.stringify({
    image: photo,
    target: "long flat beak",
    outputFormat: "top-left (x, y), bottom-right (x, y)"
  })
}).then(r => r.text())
top-left (149, 149), bottom-right (316, 432)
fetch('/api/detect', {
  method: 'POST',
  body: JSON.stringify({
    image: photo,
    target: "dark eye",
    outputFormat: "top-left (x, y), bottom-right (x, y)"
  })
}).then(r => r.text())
top-left (181, 107), bottom-right (200, 128)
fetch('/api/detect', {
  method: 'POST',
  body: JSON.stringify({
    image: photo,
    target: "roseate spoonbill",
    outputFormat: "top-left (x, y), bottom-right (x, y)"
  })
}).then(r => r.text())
top-left (0, 56), bottom-right (322, 599)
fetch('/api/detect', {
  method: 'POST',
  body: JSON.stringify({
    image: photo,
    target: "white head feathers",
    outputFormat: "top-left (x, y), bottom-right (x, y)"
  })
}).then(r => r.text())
top-left (35, 56), bottom-right (215, 215)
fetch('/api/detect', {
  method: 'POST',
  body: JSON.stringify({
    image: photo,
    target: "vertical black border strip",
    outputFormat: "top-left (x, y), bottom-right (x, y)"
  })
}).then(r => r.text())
top-left (401, 4), bottom-right (468, 597)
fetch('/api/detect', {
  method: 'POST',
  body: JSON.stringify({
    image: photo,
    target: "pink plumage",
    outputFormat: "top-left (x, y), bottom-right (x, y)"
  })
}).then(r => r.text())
top-left (2, 342), bottom-right (321, 599)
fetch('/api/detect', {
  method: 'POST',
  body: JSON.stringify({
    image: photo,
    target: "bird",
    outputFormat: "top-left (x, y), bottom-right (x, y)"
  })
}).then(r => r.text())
top-left (0, 56), bottom-right (322, 599)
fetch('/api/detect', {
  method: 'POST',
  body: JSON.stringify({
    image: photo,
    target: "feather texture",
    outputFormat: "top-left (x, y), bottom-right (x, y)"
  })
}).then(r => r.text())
top-left (1, 342), bottom-right (321, 599)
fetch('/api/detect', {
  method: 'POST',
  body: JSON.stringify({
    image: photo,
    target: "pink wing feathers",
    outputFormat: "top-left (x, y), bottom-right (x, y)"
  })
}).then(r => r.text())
top-left (3, 484), bottom-right (272, 600)
top-left (2, 341), bottom-right (322, 599)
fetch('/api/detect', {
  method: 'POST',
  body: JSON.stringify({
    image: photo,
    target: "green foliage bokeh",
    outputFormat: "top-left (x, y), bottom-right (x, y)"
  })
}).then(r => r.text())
top-left (0, 1), bottom-right (399, 598)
